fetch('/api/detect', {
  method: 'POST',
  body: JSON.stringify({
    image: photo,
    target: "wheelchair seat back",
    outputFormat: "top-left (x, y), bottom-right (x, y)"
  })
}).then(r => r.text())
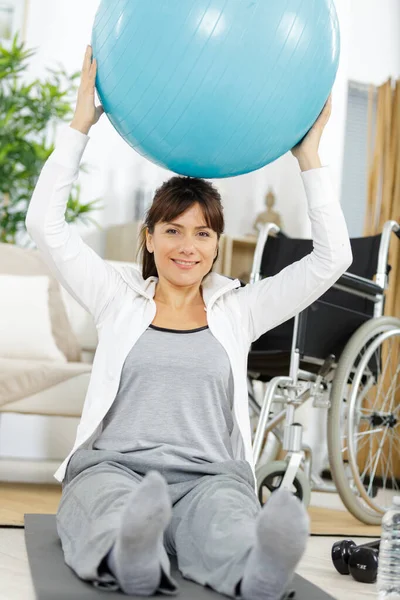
top-left (249, 233), bottom-right (386, 377)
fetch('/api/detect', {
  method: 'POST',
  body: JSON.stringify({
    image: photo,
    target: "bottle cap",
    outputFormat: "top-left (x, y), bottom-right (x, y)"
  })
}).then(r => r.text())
top-left (393, 496), bottom-right (400, 507)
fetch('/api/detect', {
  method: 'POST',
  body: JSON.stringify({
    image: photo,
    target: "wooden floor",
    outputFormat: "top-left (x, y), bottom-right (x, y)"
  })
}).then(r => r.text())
top-left (0, 483), bottom-right (61, 527)
top-left (308, 505), bottom-right (381, 536)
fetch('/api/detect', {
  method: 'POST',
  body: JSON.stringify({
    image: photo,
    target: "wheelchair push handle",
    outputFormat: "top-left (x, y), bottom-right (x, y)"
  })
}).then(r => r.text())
top-left (390, 220), bottom-right (400, 239)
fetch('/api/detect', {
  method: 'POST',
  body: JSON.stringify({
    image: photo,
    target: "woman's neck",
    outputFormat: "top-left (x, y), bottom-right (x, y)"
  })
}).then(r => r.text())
top-left (154, 281), bottom-right (204, 310)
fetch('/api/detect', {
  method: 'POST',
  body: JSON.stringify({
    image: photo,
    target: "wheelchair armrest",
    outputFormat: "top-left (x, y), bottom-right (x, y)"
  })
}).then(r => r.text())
top-left (334, 272), bottom-right (384, 296)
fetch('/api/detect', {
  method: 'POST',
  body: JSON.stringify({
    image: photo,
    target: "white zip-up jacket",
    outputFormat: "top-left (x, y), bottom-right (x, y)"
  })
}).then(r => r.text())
top-left (25, 125), bottom-right (353, 486)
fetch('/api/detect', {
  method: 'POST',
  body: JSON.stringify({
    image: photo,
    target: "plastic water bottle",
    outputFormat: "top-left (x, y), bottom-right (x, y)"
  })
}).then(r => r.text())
top-left (377, 496), bottom-right (400, 599)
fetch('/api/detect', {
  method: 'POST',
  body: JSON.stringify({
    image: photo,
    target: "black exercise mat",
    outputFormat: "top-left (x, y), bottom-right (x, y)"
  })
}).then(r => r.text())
top-left (25, 514), bottom-right (336, 600)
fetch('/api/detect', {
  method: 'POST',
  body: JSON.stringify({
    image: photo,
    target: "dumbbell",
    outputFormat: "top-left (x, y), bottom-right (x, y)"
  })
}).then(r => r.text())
top-left (331, 538), bottom-right (380, 583)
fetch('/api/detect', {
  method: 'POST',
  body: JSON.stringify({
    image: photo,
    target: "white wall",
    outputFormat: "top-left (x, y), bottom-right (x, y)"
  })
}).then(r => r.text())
top-left (348, 0), bottom-right (400, 85)
top-left (2, 0), bottom-right (400, 470)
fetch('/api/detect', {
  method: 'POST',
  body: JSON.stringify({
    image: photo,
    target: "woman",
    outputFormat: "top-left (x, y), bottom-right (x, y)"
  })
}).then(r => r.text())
top-left (26, 46), bottom-right (352, 599)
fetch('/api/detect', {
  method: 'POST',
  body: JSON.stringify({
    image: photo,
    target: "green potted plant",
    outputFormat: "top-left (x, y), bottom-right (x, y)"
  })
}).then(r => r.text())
top-left (0, 34), bottom-right (104, 246)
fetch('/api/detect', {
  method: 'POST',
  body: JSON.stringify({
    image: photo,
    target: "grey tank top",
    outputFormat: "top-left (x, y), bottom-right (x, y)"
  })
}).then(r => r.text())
top-left (93, 324), bottom-right (235, 467)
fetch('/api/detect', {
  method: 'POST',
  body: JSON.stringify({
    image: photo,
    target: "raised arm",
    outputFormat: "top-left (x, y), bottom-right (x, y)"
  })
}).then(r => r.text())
top-left (235, 96), bottom-right (353, 343)
top-left (25, 46), bottom-right (121, 325)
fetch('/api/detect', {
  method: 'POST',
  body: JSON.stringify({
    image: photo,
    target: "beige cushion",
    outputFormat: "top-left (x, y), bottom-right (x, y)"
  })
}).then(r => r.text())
top-left (0, 357), bottom-right (91, 413)
top-left (0, 274), bottom-right (67, 361)
top-left (0, 243), bottom-right (82, 363)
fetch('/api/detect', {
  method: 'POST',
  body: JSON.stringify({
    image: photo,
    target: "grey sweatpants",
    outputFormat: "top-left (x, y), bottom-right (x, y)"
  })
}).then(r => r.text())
top-left (56, 448), bottom-right (261, 598)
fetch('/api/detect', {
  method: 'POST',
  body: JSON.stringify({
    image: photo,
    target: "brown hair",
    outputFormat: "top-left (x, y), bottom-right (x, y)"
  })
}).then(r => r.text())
top-left (137, 176), bottom-right (225, 280)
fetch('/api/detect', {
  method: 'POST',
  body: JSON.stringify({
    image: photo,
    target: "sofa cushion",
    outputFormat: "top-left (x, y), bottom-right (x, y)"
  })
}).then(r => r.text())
top-left (0, 274), bottom-right (68, 361)
top-left (0, 243), bottom-right (82, 362)
top-left (0, 357), bottom-right (91, 412)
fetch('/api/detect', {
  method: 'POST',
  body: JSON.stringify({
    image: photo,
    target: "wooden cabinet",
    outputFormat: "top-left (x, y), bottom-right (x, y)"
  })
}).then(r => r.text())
top-left (220, 234), bottom-right (257, 283)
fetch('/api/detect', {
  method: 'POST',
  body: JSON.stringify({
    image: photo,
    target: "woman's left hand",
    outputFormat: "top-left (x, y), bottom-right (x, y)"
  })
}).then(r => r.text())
top-left (291, 94), bottom-right (332, 162)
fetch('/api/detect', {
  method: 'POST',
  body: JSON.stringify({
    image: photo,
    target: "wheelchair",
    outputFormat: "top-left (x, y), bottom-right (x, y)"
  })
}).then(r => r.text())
top-left (247, 219), bottom-right (400, 525)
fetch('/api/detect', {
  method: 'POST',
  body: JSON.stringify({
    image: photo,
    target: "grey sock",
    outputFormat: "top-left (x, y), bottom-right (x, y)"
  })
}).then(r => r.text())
top-left (240, 489), bottom-right (310, 600)
top-left (108, 470), bottom-right (172, 596)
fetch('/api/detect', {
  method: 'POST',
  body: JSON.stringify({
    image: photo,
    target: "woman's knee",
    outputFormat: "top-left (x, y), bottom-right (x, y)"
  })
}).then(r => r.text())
top-left (56, 463), bottom-right (141, 540)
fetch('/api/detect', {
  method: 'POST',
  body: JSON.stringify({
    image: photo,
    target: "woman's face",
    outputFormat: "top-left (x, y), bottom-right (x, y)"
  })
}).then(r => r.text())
top-left (146, 203), bottom-right (218, 286)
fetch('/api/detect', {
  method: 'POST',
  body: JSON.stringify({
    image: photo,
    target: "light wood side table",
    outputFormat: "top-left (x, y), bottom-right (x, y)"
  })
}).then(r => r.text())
top-left (221, 234), bottom-right (257, 283)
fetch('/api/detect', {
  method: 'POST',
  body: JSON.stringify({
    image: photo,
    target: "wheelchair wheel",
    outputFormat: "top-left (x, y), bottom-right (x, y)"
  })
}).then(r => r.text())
top-left (256, 460), bottom-right (311, 507)
top-left (328, 316), bottom-right (400, 524)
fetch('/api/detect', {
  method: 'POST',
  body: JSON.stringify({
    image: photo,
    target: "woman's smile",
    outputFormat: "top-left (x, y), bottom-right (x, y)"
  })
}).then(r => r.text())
top-left (171, 259), bottom-right (200, 269)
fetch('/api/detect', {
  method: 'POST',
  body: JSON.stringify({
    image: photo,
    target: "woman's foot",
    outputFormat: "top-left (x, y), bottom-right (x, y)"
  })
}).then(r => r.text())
top-left (108, 471), bottom-right (172, 596)
top-left (240, 489), bottom-right (309, 600)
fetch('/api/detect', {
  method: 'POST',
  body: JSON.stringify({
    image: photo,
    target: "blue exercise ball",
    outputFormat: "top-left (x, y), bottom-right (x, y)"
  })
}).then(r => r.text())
top-left (92, 0), bottom-right (340, 179)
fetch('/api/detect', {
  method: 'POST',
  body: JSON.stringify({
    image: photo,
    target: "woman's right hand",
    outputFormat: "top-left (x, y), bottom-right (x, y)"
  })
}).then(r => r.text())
top-left (71, 45), bottom-right (104, 135)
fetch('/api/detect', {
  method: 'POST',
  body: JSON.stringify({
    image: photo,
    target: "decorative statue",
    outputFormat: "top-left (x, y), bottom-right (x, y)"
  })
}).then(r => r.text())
top-left (250, 187), bottom-right (283, 237)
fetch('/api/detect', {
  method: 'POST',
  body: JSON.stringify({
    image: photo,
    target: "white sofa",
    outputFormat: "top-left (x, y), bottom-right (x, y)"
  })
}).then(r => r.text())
top-left (0, 242), bottom-right (137, 479)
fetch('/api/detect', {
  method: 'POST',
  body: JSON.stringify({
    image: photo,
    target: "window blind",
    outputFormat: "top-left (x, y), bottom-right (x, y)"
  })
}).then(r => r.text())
top-left (340, 81), bottom-right (377, 237)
